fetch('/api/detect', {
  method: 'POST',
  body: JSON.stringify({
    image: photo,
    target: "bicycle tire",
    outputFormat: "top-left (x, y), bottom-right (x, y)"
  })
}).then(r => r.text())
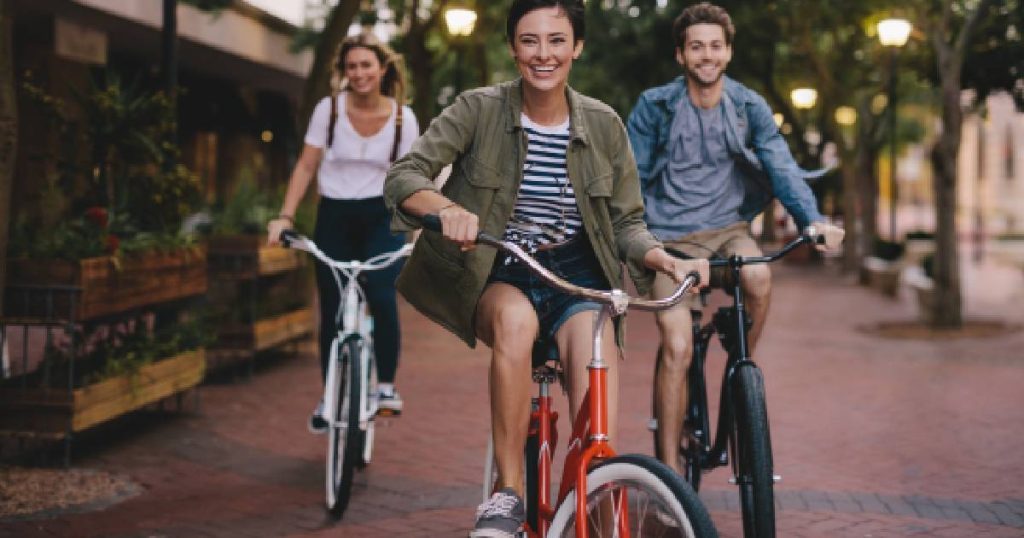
top-left (360, 341), bottom-right (377, 467)
top-left (731, 365), bottom-right (774, 538)
top-left (548, 454), bottom-right (718, 538)
top-left (326, 337), bottom-right (364, 518)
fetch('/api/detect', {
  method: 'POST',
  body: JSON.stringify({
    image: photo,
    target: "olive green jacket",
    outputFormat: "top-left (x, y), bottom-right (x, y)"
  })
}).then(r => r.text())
top-left (384, 79), bottom-right (662, 347)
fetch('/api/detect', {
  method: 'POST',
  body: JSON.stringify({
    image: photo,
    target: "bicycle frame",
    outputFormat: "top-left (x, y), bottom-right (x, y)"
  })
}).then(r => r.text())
top-left (281, 231), bottom-right (412, 433)
top-left (678, 234), bottom-right (815, 477)
top-left (468, 234), bottom-right (698, 538)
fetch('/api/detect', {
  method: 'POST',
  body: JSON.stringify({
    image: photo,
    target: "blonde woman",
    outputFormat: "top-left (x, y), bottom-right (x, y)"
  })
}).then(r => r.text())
top-left (268, 34), bottom-right (419, 431)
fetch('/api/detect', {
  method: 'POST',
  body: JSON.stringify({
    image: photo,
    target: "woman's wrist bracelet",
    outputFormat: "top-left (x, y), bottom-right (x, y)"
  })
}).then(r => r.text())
top-left (277, 214), bottom-right (295, 223)
top-left (438, 202), bottom-right (459, 213)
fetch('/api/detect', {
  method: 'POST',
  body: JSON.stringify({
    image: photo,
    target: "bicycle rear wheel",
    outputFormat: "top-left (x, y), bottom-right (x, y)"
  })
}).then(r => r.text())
top-left (326, 337), bottom-right (365, 518)
top-left (731, 365), bottom-right (774, 538)
top-left (548, 454), bottom-right (718, 538)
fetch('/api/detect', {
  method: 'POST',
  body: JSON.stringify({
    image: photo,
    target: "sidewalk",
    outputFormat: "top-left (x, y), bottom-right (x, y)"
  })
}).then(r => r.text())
top-left (1, 259), bottom-right (1023, 537)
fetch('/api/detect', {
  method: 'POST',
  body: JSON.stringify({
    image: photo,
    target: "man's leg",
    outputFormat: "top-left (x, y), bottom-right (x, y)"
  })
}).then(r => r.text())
top-left (724, 229), bottom-right (771, 352)
top-left (475, 283), bottom-right (538, 497)
top-left (650, 269), bottom-right (697, 475)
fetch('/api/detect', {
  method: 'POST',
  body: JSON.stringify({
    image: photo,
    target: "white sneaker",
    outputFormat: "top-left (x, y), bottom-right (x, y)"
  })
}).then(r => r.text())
top-left (308, 400), bottom-right (328, 434)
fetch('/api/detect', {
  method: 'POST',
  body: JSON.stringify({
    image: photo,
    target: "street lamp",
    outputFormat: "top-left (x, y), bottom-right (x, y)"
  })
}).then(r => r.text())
top-left (791, 87), bottom-right (819, 154)
top-left (877, 17), bottom-right (911, 241)
top-left (444, 4), bottom-right (477, 97)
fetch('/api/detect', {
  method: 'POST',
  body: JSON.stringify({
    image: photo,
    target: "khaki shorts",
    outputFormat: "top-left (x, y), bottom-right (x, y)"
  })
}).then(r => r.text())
top-left (650, 222), bottom-right (762, 310)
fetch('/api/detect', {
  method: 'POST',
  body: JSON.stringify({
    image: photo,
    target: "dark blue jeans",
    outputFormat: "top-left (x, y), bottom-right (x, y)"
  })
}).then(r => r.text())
top-left (314, 196), bottom-right (404, 383)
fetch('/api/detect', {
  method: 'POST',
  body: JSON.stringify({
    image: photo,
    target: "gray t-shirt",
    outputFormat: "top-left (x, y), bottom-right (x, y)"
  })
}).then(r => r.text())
top-left (643, 98), bottom-right (746, 240)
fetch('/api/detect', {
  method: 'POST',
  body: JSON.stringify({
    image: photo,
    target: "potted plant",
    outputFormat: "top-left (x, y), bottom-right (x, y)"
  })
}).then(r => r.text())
top-left (860, 238), bottom-right (904, 297)
top-left (6, 73), bottom-right (207, 320)
top-left (903, 230), bottom-right (936, 267)
top-left (1, 73), bottom-right (208, 445)
top-left (204, 176), bottom-right (315, 364)
top-left (0, 316), bottom-right (211, 437)
top-left (904, 253), bottom-right (936, 324)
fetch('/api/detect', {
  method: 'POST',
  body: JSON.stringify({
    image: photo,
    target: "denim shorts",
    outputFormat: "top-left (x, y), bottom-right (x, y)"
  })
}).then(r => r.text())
top-left (486, 234), bottom-right (610, 364)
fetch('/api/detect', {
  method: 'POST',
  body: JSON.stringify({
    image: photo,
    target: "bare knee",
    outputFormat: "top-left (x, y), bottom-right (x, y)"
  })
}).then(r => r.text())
top-left (657, 323), bottom-right (693, 372)
top-left (489, 308), bottom-right (538, 360)
top-left (741, 264), bottom-right (772, 299)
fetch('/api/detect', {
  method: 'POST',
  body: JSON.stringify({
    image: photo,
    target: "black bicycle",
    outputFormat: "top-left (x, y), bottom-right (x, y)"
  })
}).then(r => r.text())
top-left (653, 231), bottom-right (823, 538)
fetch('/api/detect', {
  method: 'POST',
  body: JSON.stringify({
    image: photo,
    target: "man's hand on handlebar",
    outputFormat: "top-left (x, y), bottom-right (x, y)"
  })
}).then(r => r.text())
top-left (806, 221), bottom-right (845, 252)
top-left (644, 248), bottom-right (710, 293)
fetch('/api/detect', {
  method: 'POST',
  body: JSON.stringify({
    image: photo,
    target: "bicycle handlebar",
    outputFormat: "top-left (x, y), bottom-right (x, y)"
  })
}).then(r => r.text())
top-left (420, 214), bottom-right (700, 314)
top-left (666, 229), bottom-right (823, 268)
top-left (279, 229), bottom-right (412, 271)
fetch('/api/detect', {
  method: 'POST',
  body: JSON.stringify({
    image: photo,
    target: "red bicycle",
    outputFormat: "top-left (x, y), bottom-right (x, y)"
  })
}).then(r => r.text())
top-left (424, 215), bottom-right (719, 538)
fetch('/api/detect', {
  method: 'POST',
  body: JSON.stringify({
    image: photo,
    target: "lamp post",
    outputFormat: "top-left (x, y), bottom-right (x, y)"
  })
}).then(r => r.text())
top-left (444, 5), bottom-right (477, 98)
top-left (877, 18), bottom-right (912, 241)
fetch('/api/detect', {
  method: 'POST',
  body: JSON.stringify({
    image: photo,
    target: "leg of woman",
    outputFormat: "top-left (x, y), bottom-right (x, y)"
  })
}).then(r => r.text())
top-left (361, 198), bottom-right (406, 384)
top-left (313, 199), bottom-right (362, 382)
top-left (475, 283), bottom-right (539, 497)
top-left (555, 312), bottom-right (618, 443)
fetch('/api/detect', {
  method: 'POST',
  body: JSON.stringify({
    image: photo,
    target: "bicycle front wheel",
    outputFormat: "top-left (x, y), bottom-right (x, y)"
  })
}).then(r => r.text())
top-left (548, 454), bottom-right (718, 538)
top-left (731, 365), bottom-right (774, 538)
top-left (326, 337), bottom-right (365, 518)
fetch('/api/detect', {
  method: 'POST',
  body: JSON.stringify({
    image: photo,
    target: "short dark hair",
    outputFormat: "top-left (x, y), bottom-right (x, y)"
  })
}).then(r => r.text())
top-left (506, 0), bottom-right (585, 45)
top-left (673, 2), bottom-right (735, 49)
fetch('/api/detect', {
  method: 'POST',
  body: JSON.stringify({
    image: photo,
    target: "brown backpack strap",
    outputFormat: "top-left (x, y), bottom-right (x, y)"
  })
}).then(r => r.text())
top-left (389, 103), bottom-right (403, 163)
top-left (327, 94), bottom-right (337, 148)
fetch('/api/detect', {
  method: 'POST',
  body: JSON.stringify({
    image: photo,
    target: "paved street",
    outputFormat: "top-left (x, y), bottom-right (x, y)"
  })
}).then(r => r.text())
top-left (2, 259), bottom-right (1023, 537)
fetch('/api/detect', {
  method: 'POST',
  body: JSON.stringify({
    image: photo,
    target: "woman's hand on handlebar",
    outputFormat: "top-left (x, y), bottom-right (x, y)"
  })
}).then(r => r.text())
top-left (438, 203), bottom-right (479, 252)
top-left (644, 247), bottom-right (709, 293)
top-left (266, 217), bottom-right (294, 247)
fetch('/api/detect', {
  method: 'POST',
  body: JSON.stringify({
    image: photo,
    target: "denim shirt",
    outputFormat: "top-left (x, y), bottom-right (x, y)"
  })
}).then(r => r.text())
top-left (626, 76), bottom-right (825, 230)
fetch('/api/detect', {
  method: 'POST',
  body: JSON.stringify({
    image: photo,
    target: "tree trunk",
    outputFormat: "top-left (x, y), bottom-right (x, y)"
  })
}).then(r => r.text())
top-left (0, 0), bottom-right (17, 314)
top-left (930, 80), bottom-right (963, 328)
top-left (855, 99), bottom-right (879, 260)
top-left (297, 1), bottom-right (361, 134)
top-left (405, 0), bottom-right (445, 126)
top-left (839, 160), bottom-right (861, 272)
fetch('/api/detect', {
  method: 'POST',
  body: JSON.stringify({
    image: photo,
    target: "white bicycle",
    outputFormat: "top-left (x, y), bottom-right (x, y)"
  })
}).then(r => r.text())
top-left (280, 230), bottom-right (412, 518)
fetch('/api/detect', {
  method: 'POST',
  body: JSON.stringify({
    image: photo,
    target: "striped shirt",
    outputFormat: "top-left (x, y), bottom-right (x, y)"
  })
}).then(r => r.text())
top-left (503, 114), bottom-right (581, 249)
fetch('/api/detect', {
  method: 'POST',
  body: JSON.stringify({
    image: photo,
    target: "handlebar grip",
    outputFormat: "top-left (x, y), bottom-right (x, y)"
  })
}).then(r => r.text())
top-left (422, 213), bottom-right (443, 233)
top-left (280, 229), bottom-right (300, 247)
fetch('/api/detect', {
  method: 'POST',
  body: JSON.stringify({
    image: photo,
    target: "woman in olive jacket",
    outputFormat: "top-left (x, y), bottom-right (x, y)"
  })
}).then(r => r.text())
top-left (384, 0), bottom-right (708, 532)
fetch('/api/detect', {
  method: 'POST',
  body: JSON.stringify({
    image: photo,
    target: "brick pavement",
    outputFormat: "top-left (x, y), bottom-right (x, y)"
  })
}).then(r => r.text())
top-left (1, 258), bottom-right (1023, 537)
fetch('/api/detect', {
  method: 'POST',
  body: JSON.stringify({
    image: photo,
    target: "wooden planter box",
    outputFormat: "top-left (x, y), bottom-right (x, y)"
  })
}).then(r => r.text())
top-left (0, 349), bottom-right (205, 438)
top-left (5, 248), bottom-right (208, 321)
top-left (213, 307), bottom-right (315, 354)
top-left (859, 256), bottom-right (901, 298)
top-left (207, 235), bottom-right (304, 278)
top-left (904, 266), bottom-right (936, 324)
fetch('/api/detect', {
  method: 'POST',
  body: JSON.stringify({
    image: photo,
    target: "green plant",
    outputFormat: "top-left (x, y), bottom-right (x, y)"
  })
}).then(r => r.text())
top-left (12, 312), bottom-right (214, 390)
top-left (872, 238), bottom-right (905, 261)
top-left (209, 172), bottom-right (280, 235)
top-left (922, 253), bottom-right (935, 280)
top-left (13, 72), bottom-right (202, 260)
top-left (905, 230), bottom-right (935, 241)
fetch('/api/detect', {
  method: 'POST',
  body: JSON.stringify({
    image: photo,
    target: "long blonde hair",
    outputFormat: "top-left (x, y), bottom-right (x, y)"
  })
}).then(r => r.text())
top-left (330, 33), bottom-right (407, 106)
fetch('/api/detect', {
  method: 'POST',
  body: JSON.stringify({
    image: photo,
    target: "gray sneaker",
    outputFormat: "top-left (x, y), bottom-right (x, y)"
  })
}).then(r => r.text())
top-left (469, 487), bottom-right (525, 538)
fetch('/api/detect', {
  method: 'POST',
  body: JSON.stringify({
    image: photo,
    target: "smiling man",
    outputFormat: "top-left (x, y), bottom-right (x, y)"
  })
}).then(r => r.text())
top-left (626, 2), bottom-right (844, 475)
